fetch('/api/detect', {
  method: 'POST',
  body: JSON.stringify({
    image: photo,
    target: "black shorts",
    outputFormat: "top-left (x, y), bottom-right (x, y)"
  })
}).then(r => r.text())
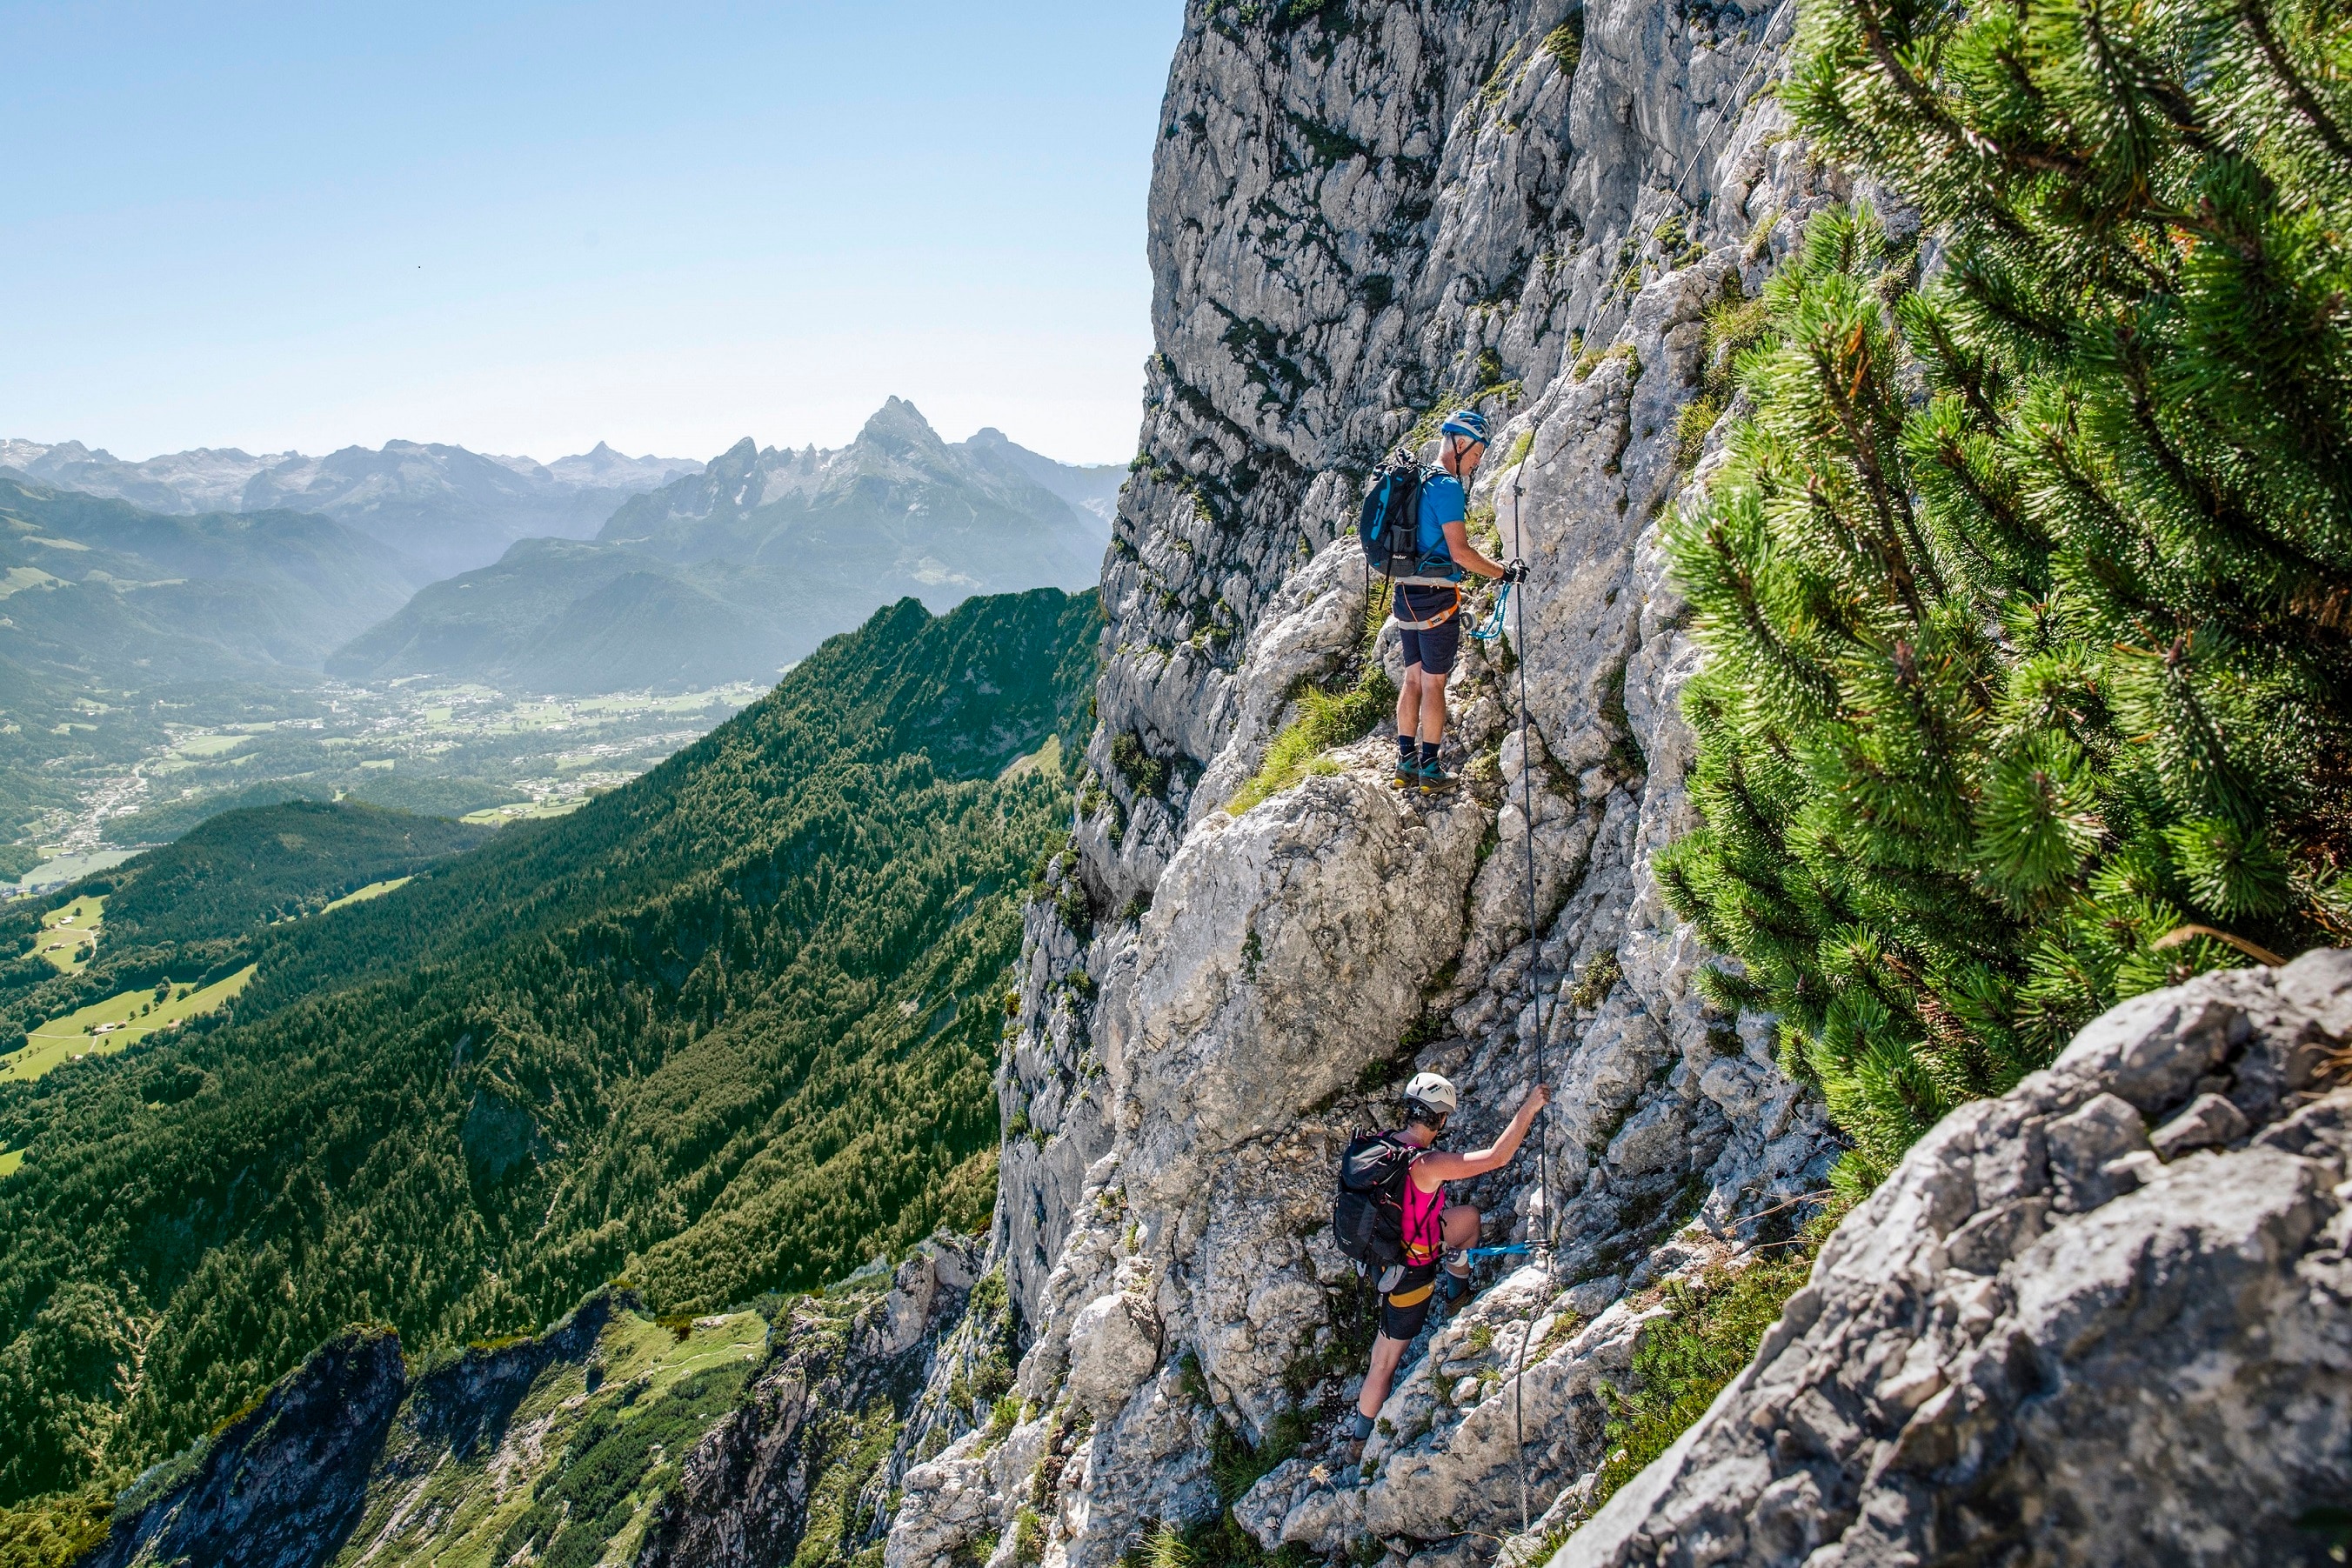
top-left (1380, 1264), bottom-right (1440, 1341)
top-left (1393, 585), bottom-right (1462, 677)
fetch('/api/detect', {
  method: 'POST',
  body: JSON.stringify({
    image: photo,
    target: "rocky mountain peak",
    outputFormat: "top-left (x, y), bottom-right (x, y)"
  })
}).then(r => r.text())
top-left (853, 395), bottom-right (952, 461)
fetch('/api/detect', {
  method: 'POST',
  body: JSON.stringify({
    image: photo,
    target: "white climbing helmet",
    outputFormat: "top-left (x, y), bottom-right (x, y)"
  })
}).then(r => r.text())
top-left (1404, 1071), bottom-right (1459, 1120)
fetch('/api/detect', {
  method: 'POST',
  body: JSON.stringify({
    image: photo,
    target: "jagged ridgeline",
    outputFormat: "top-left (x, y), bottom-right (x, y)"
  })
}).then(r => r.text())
top-left (0, 586), bottom-right (1099, 1509)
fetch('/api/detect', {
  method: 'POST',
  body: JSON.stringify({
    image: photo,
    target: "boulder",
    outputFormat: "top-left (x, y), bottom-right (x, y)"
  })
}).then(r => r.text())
top-left (1067, 1290), bottom-right (1162, 1418)
top-left (1548, 949), bottom-right (2352, 1568)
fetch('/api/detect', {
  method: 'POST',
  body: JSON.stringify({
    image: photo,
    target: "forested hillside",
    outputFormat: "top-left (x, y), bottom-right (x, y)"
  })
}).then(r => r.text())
top-left (0, 586), bottom-right (1099, 1510)
top-left (98, 801), bottom-right (487, 945)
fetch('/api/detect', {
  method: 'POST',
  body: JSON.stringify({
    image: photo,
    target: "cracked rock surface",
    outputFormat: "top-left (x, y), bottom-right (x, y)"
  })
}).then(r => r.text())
top-left (1552, 950), bottom-right (2352, 1568)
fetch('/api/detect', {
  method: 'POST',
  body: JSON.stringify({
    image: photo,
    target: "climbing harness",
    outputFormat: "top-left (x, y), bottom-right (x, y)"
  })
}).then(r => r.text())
top-left (1394, 584), bottom-right (1463, 632)
top-left (1500, 450), bottom-right (1556, 1536)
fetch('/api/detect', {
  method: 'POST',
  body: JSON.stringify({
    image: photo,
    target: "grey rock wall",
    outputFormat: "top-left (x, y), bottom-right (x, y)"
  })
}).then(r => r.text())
top-left (890, 0), bottom-right (1867, 1563)
top-left (1553, 949), bottom-right (2352, 1568)
top-left (90, 1330), bottom-right (409, 1568)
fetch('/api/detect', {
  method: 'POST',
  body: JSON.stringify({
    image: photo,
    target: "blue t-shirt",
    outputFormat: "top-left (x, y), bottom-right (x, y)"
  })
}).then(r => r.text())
top-left (1413, 471), bottom-right (1468, 577)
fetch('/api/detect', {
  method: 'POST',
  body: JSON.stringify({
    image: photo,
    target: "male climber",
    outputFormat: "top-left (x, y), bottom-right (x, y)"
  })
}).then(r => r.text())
top-left (1345, 1070), bottom-right (1551, 1464)
top-left (1393, 409), bottom-right (1525, 792)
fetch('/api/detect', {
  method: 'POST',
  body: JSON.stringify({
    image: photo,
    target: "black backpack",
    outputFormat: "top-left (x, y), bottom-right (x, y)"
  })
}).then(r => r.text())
top-left (1357, 454), bottom-right (1427, 581)
top-left (1332, 1131), bottom-right (1420, 1273)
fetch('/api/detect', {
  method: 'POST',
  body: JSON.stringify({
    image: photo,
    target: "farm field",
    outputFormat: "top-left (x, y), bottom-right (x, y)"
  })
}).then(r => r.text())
top-left (6, 679), bottom-right (764, 885)
top-left (461, 795), bottom-right (592, 826)
top-left (2, 964), bottom-right (256, 1084)
top-left (320, 876), bottom-right (411, 912)
top-left (35, 894), bottom-right (104, 973)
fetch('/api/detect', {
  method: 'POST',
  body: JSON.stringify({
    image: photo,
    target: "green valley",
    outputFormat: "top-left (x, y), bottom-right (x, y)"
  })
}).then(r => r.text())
top-left (0, 585), bottom-right (1099, 1511)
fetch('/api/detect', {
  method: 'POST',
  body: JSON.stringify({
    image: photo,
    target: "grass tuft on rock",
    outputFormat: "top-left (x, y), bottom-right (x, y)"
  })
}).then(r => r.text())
top-left (1589, 1210), bottom-right (1841, 1513)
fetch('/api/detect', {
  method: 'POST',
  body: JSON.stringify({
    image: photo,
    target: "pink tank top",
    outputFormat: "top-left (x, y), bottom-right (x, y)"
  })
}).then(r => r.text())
top-left (1400, 1151), bottom-right (1446, 1265)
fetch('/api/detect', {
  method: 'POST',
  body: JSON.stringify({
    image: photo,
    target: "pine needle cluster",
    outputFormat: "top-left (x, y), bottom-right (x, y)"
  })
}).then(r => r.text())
top-left (1660, 0), bottom-right (2352, 1188)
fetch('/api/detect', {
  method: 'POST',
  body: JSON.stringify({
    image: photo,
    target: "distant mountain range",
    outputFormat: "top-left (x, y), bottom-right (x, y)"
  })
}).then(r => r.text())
top-left (0, 438), bottom-right (703, 577)
top-left (327, 400), bottom-right (1118, 692)
top-left (0, 403), bottom-right (1119, 697)
top-left (0, 473), bottom-right (426, 687)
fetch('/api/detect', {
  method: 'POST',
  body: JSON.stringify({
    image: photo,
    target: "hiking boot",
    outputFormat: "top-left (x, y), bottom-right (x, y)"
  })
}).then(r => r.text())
top-left (1393, 754), bottom-right (1418, 790)
top-left (1434, 1267), bottom-right (1470, 1319)
top-left (1417, 757), bottom-right (1459, 793)
top-left (1341, 1411), bottom-right (1375, 1465)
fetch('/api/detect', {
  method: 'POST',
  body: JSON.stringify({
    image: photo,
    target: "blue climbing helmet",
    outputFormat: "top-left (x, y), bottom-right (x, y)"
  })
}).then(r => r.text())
top-left (1439, 408), bottom-right (1489, 446)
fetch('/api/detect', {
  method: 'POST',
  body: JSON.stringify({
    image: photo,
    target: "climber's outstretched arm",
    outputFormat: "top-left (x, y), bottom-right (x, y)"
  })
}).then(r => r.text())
top-left (1412, 1084), bottom-right (1551, 1186)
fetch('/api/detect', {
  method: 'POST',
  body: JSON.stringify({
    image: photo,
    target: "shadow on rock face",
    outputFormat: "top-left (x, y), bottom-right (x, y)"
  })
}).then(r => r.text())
top-left (90, 1329), bottom-right (408, 1568)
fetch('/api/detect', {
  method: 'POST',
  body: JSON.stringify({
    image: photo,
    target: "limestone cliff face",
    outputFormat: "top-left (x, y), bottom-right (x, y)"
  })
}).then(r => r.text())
top-left (895, 2), bottom-right (1861, 1563)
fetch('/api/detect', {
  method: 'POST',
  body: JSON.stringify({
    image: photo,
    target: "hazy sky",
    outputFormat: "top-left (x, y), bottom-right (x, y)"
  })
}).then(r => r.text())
top-left (0, 2), bottom-right (1183, 467)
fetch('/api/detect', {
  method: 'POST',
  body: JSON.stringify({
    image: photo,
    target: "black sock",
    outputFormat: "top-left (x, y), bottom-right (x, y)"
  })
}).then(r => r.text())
top-left (1419, 741), bottom-right (1440, 768)
top-left (1398, 732), bottom-right (1416, 763)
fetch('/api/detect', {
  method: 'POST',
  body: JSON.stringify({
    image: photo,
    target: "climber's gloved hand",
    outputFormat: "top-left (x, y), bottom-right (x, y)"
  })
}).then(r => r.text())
top-left (1500, 559), bottom-right (1529, 584)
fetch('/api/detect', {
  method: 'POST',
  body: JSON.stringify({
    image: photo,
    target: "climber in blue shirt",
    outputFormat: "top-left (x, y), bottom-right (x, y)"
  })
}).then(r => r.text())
top-left (1394, 409), bottom-right (1525, 791)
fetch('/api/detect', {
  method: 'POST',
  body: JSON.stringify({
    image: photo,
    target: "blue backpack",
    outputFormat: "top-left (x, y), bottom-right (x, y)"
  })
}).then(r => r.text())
top-left (1358, 455), bottom-right (1428, 581)
top-left (1358, 455), bottom-right (1462, 584)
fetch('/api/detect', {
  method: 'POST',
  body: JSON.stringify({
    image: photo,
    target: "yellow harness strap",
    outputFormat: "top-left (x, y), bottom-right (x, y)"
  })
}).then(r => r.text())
top-left (1386, 1279), bottom-right (1436, 1308)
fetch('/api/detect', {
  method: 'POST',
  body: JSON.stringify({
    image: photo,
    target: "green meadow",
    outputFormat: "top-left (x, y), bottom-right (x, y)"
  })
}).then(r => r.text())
top-left (1, 964), bottom-right (255, 1085)
top-left (34, 895), bottom-right (103, 974)
top-left (319, 877), bottom-right (411, 913)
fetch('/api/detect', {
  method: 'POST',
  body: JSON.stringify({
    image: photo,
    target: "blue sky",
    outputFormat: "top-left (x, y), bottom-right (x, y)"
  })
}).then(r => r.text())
top-left (0, 2), bottom-right (1183, 466)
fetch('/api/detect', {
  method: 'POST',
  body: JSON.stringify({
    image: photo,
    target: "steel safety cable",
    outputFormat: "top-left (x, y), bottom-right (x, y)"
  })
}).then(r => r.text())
top-left (1660, 0), bottom-right (1800, 219)
top-left (1499, 449), bottom-right (1558, 1536)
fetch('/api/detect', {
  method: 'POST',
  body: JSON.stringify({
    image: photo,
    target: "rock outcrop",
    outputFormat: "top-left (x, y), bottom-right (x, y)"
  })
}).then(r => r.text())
top-left (1554, 949), bottom-right (2352, 1568)
top-left (81, 1247), bottom-right (983, 1568)
top-left (91, 1330), bottom-right (407, 1568)
top-left (638, 1240), bottom-right (986, 1568)
top-left (892, 0), bottom-right (1866, 1563)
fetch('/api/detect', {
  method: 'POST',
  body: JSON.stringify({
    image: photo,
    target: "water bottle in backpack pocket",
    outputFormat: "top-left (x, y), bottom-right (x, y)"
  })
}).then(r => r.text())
top-left (1332, 1131), bottom-right (1420, 1292)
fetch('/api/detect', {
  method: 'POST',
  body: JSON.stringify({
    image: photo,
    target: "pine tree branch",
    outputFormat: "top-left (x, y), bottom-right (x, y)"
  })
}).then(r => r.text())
top-left (1809, 333), bottom-right (1948, 615)
top-left (1924, 434), bottom-right (2041, 591)
top-left (2117, 333), bottom-right (2352, 596)
top-left (2237, 0), bottom-right (2352, 169)
top-left (1848, 0), bottom-right (2089, 180)
top-left (1701, 521), bottom-right (1843, 711)
top-left (1912, 310), bottom-right (2004, 430)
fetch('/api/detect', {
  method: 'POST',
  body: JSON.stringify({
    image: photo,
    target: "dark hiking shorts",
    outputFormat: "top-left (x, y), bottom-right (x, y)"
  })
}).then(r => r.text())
top-left (1380, 1263), bottom-right (1441, 1340)
top-left (1393, 584), bottom-right (1462, 677)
